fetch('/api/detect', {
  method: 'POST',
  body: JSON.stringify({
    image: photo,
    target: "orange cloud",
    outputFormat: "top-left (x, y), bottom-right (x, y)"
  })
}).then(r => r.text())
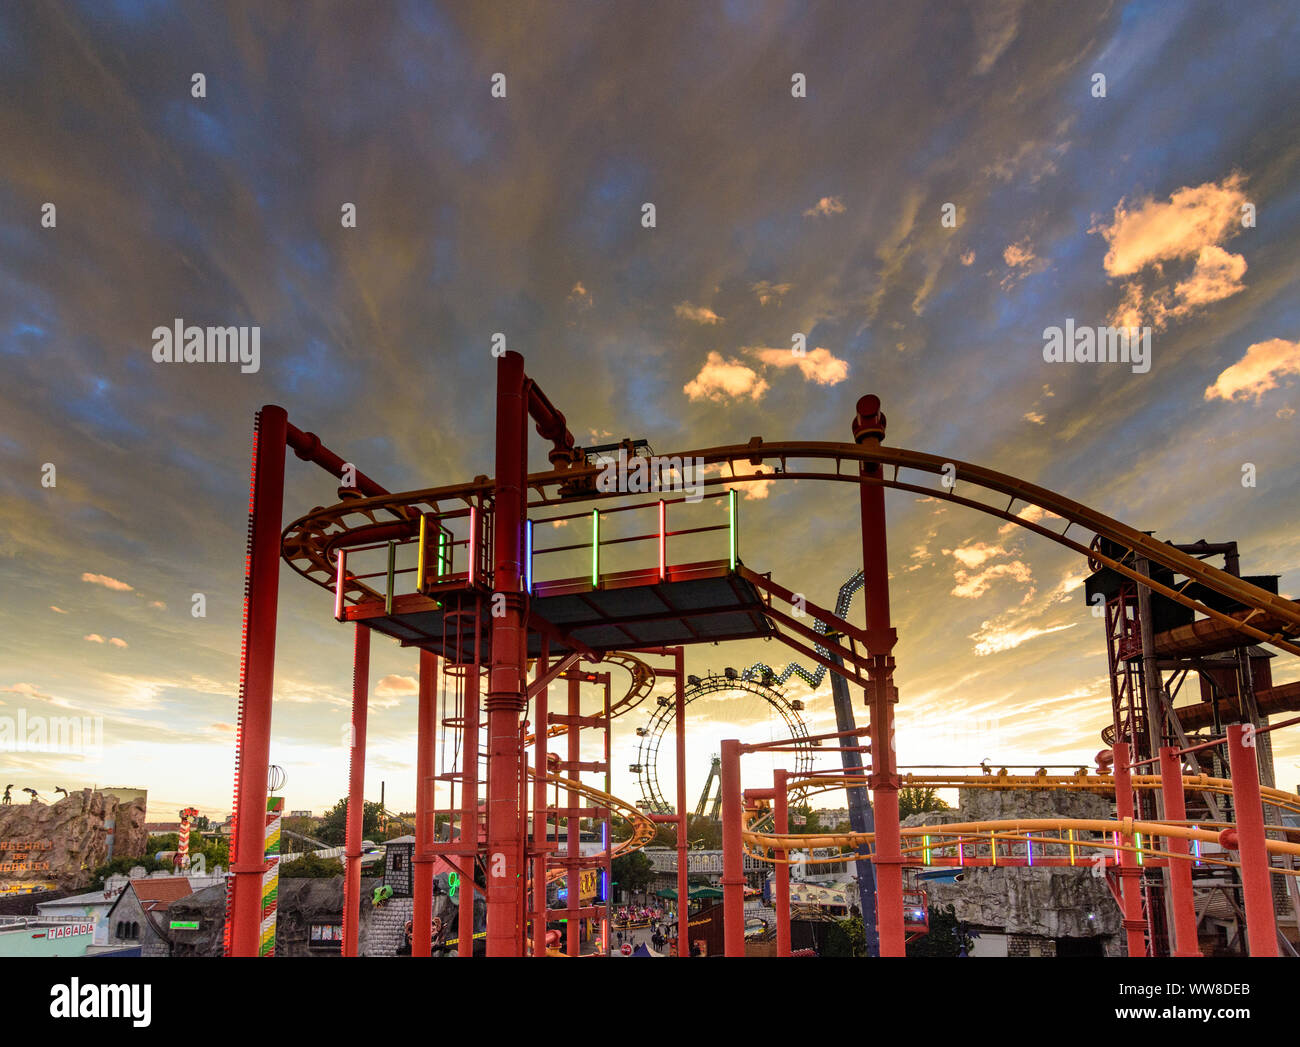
top-left (375, 674), bottom-right (419, 698)
top-left (1205, 337), bottom-right (1300, 403)
top-left (749, 346), bottom-right (849, 386)
top-left (674, 302), bottom-right (722, 325)
top-left (82, 573), bottom-right (133, 592)
top-left (751, 281), bottom-right (792, 306)
top-left (85, 634), bottom-right (105, 643)
top-left (684, 352), bottom-right (769, 403)
top-left (803, 196), bottom-right (846, 218)
top-left (1096, 174), bottom-right (1246, 277)
top-left (108, 637), bottom-right (128, 648)
top-left (50, 606), bottom-right (67, 614)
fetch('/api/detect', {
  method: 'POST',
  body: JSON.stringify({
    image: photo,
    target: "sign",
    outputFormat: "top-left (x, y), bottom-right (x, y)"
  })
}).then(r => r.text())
top-left (42, 923), bottom-right (93, 939)
top-left (170, 920), bottom-right (200, 930)
top-left (620, 942), bottom-right (632, 956)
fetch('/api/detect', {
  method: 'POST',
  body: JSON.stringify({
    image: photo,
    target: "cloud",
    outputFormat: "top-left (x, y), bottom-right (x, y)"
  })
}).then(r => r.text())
top-left (1093, 174), bottom-right (1249, 328)
top-left (749, 346), bottom-right (849, 386)
top-left (803, 196), bottom-right (845, 218)
top-left (50, 606), bottom-right (68, 614)
top-left (1023, 411), bottom-right (1045, 425)
top-left (149, 600), bottom-right (167, 610)
top-left (84, 634), bottom-right (105, 643)
top-left (709, 460), bottom-right (774, 500)
top-left (1204, 337), bottom-right (1300, 403)
top-left (374, 674), bottom-right (418, 698)
top-left (683, 352), bottom-right (769, 403)
top-left (1172, 244), bottom-right (1247, 309)
top-left (1095, 174), bottom-right (1246, 277)
top-left (972, 622), bottom-right (1076, 657)
top-left (943, 541), bottom-right (1035, 600)
top-left (567, 282), bottom-right (593, 310)
top-left (82, 573), bottom-right (133, 592)
top-left (1003, 240), bottom-right (1035, 268)
top-left (751, 281), bottom-right (792, 306)
top-left (971, 0), bottom-right (1026, 75)
top-left (108, 637), bottom-right (128, 648)
top-left (674, 302), bottom-right (722, 325)
top-left (960, 249), bottom-right (975, 266)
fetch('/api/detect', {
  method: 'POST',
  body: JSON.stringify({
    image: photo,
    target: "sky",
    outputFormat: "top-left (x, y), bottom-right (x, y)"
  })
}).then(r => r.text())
top-left (1, 1), bottom-right (1299, 822)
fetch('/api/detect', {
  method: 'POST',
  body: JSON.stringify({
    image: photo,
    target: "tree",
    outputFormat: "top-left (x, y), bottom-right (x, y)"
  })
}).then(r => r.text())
top-left (611, 851), bottom-right (654, 896)
top-left (314, 798), bottom-right (385, 847)
top-left (823, 915), bottom-right (868, 958)
top-left (905, 904), bottom-right (976, 957)
top-left (89, 855), bottom-right (170, 889)
top-left (898, 786), bottom-right (950, 820)
top-left (279, 852), bottom-right (345, 878)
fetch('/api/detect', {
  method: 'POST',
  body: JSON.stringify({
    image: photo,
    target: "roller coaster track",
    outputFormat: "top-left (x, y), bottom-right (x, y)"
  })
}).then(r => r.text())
top-left (740, 572), bottom-right (864, 688)
top-left (279, 439), bottom-right (1300, 657)
top-left (740, 774), bottom-right (1300, 874)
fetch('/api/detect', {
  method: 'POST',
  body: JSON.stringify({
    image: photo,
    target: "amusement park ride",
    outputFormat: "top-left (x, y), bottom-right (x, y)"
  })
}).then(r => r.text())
top-left (222, 350), bottom-right (1300, 958)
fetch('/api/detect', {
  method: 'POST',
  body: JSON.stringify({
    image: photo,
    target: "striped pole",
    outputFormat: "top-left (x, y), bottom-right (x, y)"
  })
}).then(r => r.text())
top-left (260, 796), bottom-right (284, 956)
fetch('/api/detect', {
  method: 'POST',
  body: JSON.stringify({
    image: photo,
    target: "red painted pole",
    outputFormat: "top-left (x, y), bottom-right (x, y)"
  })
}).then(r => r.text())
top-left (532, 647), bottom-right (550, 957)
top-left (486, 351), bottom-right (529, 956)
top-left (852, 396), bottom-right (904, 957)
top-left (672, 650), bottom-right (689, 956)
top-left (342, 623), bottom-right (371, 957)
top-left (459, 604), bottom-right (481, 957)
top-left (720, 738), bottom-right (745, 957)
top-left (602, 674), bottom-right (612, 957)
top-left (567, 675), bottom-right (581, 956)
top-left (1112, 742), bottom-right (1148, 957)
top-left (774, 768), bottom-right (791, 957)
top-left (1226, 724), bottom-right (1278, 956)
top-left (1158, 746), bottom-right (1200, 957)
top-left (412, 649), bottom-right (437, 957)
top-left (227, 405), bottom-right (288, 957)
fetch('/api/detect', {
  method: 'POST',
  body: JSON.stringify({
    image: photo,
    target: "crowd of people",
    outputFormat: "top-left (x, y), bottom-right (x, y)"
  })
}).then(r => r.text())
top-left (612, 903), bottom-right (666, 928)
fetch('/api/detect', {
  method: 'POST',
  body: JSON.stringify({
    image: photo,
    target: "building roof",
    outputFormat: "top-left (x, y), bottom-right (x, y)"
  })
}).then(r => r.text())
top-left (130, 876), bottom-right (195, 912)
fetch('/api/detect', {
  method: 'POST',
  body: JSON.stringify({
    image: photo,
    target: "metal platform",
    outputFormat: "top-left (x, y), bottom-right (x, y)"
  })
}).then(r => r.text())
top-left (344, 560), bottom-right (775, 660)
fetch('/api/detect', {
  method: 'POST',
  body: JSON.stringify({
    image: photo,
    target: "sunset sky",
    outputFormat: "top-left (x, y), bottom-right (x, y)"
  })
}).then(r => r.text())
top-left (2, 1), bottom-right (1299, 822)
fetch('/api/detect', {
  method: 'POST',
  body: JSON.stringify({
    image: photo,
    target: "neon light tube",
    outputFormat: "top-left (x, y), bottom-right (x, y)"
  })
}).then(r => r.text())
top-left (417, 514), bottom-right (427, 593)
top-left (437, 529), bottom-right (447, 579)
top-left (658, 500), bottom-right (666, 581)
top-left (1026, 833), bottom-right (1033, 866)
top-left (1068, 828), bottom-right (1076, 866)
top-left (1113, 831), bottom-right (1120, 863)
top-left (524, 518), bottom-right (533, 594)
top-left (334, 551), bottom-right (347, 621)
top-left (990, 831), bottom-right (996, 866)
top-left (923, 834), bottom-right (931, 864)
top-left (957, 840), bottom-right (964, 867)
top-left (591, 508), bottom-right (600, 586)
top-left (1192, 830), bottom-right (1202, 866)
top-left (1135, 831), bottom-right (1144, 866)
top-left (728, 488), bottom-right (737, 570)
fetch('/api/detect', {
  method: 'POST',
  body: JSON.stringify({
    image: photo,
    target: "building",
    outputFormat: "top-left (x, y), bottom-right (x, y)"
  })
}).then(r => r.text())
top-left (104, 876), bottom-right (197, 956)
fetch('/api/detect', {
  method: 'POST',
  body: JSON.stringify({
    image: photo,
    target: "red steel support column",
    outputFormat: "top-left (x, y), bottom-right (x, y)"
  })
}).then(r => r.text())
top-left (1112, 742), bottom-right (1148, 957)
top-left (1158, 747), bottom-right (1201, 957)
top-left (342, 623), bottom-right (371, 957)
top-left (672, 651), bottom-right (688, 956)
top-left (773, 768), bottom-right (792, 957)
top-left (1226, 724), bottom-right (1278, 956)
top-left (852, 396), bottom-right (904, 957)
top-left (412, 649), bottom-right (438, 957)
top-left (459, 605), bottom-right (482, 957)
top-left (532, 649), bottom-right (550, 957)
top-left (227, 405), bottom-right (288, 957)
top-left (486, 351), bottom-right (529, 956)
top-left (720, 738), bottom-right (745, 957)
top-left (566, 675), bottom-right (581, 956)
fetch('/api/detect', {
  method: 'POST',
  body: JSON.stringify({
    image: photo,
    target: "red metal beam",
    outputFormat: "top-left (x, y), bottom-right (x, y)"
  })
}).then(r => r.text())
top-left (342, 623), bottom-right (370, 957)
top-left (412, 649), bottom-right (437, 957)
top-left (226, 405), bottom-right (288, 957)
